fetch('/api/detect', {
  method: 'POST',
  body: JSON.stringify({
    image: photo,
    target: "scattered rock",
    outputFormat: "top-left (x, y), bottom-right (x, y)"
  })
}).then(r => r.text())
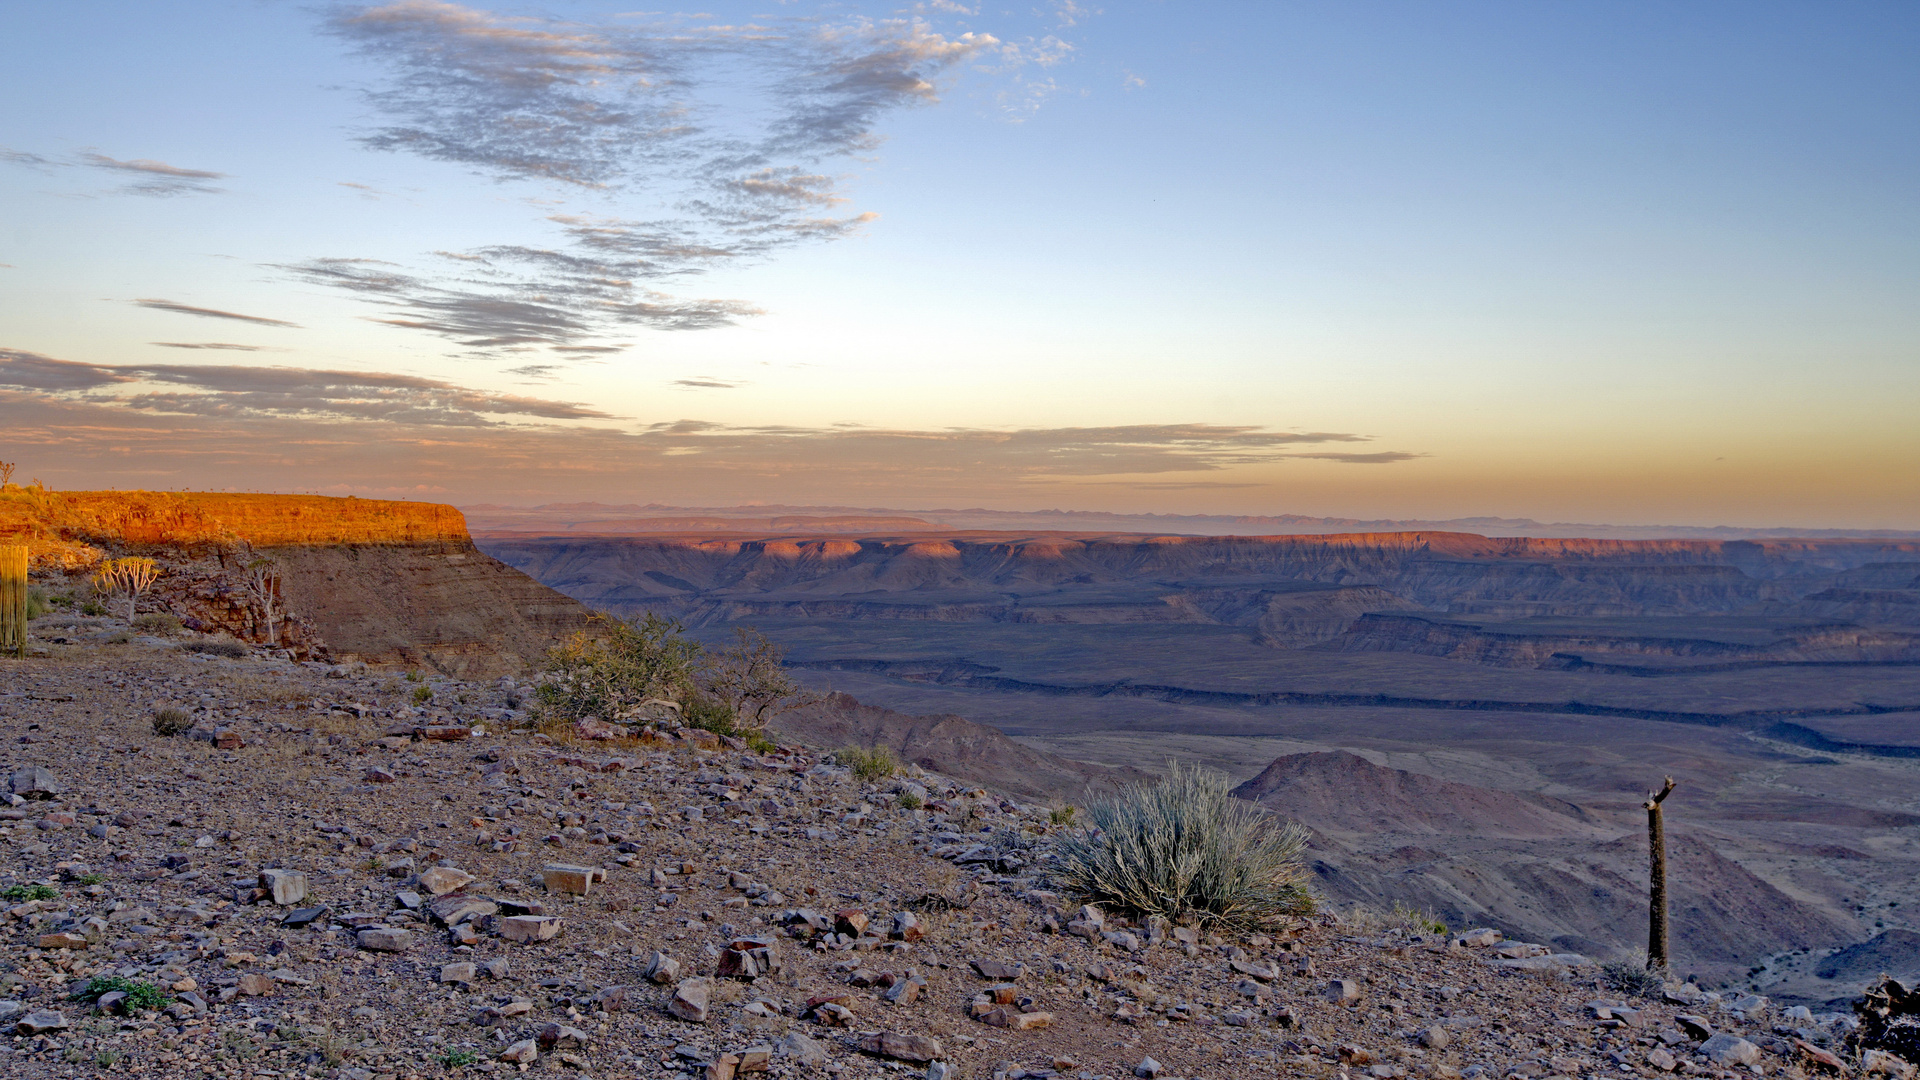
top-left (15, 1009), bottom-right (68, 1035)
top-left (417, 865), bottom-right (475, 896)
top-left (670, 977), bottom-right (712, 1023)
top-left (356, 926), bottom-right (413, 952)
top-left (1698, 1034), bottom-right (1761, 1067)
top-left (499, 914), bottom-right (562, 943)
top-left (259, 868), bottom-right (308, 906)
top-left (856, 1031), bottom-right (943, 1063)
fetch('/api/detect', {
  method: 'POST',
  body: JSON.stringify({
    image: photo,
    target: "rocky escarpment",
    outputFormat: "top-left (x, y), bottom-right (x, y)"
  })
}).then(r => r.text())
top-left (478, 530), bottom-right (1920, 634)
top-left (5, 491), bottom-right (594, 676)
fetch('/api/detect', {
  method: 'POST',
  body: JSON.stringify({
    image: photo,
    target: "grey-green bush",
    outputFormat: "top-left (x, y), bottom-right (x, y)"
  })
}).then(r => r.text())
top-left (1053, 761), bottom-right (1314, 929)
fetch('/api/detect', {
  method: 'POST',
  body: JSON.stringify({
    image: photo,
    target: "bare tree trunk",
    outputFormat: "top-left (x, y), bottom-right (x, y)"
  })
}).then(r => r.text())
top-left (1645, 776), bottom-right (1677, 971)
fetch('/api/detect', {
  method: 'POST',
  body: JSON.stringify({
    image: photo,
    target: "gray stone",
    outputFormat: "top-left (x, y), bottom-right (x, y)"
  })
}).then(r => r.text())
top-left (440, 962), bottom-right (476, 985)
top-left (1136, 1056), bottom-right (1162, 1079)
top-left (1326, 979), bottom-right (1362, 1004)
top-left (499, 1039), bottom-right (538, 1064)
top-left (1699, 1034), bottom-right (1760, 1067)
top-left (7, 767), bottom-right (63, 798)
top-left (356, 926), bottom-right (413, 952)
top-left (778, 1031), bottom-right (830, 1067)
top-left (15, 1009), bottom-right (68, 1034)
top-left (644, 951), bottom-right (681, 984)
top-left (1419, 1026), bottom-right (1451, 1049)
top-left (259, 868), bottom-right (308, 906)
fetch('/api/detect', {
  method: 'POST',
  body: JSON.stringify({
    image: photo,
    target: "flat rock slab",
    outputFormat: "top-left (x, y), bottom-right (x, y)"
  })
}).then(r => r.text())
top-left (356, 927), bottom-right (413, 952)
top-left (500, 915), bottom-right (562, 943)
top-left (857, 1031), bottom-right (943, 1063)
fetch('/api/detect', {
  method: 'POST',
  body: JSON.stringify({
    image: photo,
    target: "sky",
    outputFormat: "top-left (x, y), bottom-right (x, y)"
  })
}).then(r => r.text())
top-left (2, 1), bottom-right (1917, 528)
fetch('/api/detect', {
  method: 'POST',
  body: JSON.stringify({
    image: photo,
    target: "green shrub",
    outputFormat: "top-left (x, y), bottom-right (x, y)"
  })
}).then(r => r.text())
top-left (80, 600), bottom-right (108, 617)
top-left (534, 616), bottom-right (810, 738)
top-left (897, 790), bottom-right (923, 811)
top-left (1053, 761), bottom-right (1314, 930)
top-left (25, 589), bottom-right (50, 620)
top-left (152, 707), bottom-right (193, 737)
top-left (1049, 805), bottom-right (1078, 828)
top-left (132, 612), bottom-right (181, 635)
top-left (745, 731), bottom-right (777, 754)
top-left (0, 883), bottom-right (58, 901)
top-left (72, 975), bottom-right (170, 1011)
top-left (76, 873), bottom-right (103, 887)
top-left (411, 684), bottom-right (433, 705)
top-left (838, 745), bottom-right (897, 782)
top-left (438, 1047), bottom-right (480, 1067)
top-left (535, 613), bottom-right (702, 728)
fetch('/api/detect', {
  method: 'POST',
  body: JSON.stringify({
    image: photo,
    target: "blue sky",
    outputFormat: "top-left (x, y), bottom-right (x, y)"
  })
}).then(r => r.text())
top-left (2, 1), bottom-right (1916, 526)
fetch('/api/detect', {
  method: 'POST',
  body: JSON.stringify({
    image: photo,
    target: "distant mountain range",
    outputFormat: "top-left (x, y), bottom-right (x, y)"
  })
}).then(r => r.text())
top-left (460, 501), bottom-right (1920, 541)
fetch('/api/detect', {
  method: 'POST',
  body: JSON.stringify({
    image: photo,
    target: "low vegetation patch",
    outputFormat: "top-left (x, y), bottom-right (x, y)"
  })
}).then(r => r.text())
top-left (838, 745), bottom-right (898, 782)
top-left (179, 637), bottom-right (246, 658)
top-left (0, 883), bottom-right (58, 902)
top-left (1053, 761), bottom-right (1315, 930)
top-left (1602, 952), bottom-right (1668, 998)
top-left (132, 612), bottom-right (182, 635)
top-left (151, 707), bottom-right (193, 736)
top-left (72, 975), bottom-right (170, 1011)
top-left (534, 615), bottom-right (809, 739)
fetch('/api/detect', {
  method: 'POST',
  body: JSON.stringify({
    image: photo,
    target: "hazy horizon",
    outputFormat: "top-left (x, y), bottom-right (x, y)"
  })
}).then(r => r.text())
top-left (4, 2), bottom-right (1916, 527)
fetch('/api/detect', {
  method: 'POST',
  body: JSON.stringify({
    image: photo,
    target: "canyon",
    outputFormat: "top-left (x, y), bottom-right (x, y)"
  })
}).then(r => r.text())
top-left (475, 520), bottom-right (1920, 999)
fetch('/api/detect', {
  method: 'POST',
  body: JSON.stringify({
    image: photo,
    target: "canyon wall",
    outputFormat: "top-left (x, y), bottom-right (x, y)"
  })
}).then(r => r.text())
top-left (4, 490), bottom-right (594, 675)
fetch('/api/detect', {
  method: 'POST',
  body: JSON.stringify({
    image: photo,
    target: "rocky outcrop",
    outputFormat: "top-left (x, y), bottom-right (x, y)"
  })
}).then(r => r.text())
top-left (7, 491), bottom-right (594, 676)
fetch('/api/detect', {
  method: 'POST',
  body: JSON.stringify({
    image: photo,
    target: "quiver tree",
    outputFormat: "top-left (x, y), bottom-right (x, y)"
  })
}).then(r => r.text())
top-left (242, 558), bottom-right (282, 644)
top-left (91, 556), bottom-right (160, 622)
top-left (1645, 776), bottom-right (1677, 972)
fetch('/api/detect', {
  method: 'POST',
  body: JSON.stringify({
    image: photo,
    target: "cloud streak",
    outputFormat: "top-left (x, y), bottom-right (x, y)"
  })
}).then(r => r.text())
top-left (0, 147), bottom-right (227, 196)
top-left (0, 347), bottom-right (1419, 498)
top-left (135, 299), bottom-right (301, 328)
top-left (0, 347), bottom-right (611, 426)
top-left (79, 152), bottom-right (226, 196)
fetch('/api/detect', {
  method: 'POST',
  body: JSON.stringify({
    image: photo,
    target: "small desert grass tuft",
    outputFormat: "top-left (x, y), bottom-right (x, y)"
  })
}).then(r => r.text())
top-left (437, 1047), bottom-right (480, 1067)
top-left (151, 707), bottom-right (193, 737)
top-left (1346, 900), bottom-right (1448, 937)
top-left (1, 883), bottom-right (59, 902)
top-left (837, 745), bottom-right (898, 782)
top-left (1048, 805), bottom-right (1078, 828)
top-left (131, 612), bottom-right (181, 635)
top-left (896, 789), bottom-right (924, 811)
top-left (1053, 761), bottom-right (1315, 930)
top-left (1602, 950), bottom-right (1668, 998)
top-left (179, 637), bottom-right (245, 658)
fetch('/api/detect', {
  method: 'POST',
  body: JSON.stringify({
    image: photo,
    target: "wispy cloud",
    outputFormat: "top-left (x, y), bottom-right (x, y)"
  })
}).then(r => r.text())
top-left (1, 147), bottom-right (227, 196)
top-left (0, 347), bottom-right (611, 427)
top-left (673, 377), bottom-right (742, 389)
top-left (150, 342), bottom-right (272, 351)
top-left (79, 153), bottom-right (226, 196)
top-left (135, 298), bottom-right (301, 328)
top-left (298, 2), bottom-right (1051, 352)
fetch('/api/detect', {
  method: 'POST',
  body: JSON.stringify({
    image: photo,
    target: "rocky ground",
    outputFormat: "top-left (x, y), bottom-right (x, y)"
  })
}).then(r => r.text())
top-left (0, 625), bottom-right (1890, 1080)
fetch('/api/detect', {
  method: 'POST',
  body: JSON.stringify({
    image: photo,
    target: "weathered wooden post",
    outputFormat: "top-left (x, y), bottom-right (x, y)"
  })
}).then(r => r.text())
top-left (1645, 776), bottom-right (1677, 971)
top-left (0, 544), bottom-right (27, 658)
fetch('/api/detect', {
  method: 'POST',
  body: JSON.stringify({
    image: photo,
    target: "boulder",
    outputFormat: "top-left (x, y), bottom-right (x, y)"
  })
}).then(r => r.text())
top-left (259, 868), bottom-right (308, 906)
